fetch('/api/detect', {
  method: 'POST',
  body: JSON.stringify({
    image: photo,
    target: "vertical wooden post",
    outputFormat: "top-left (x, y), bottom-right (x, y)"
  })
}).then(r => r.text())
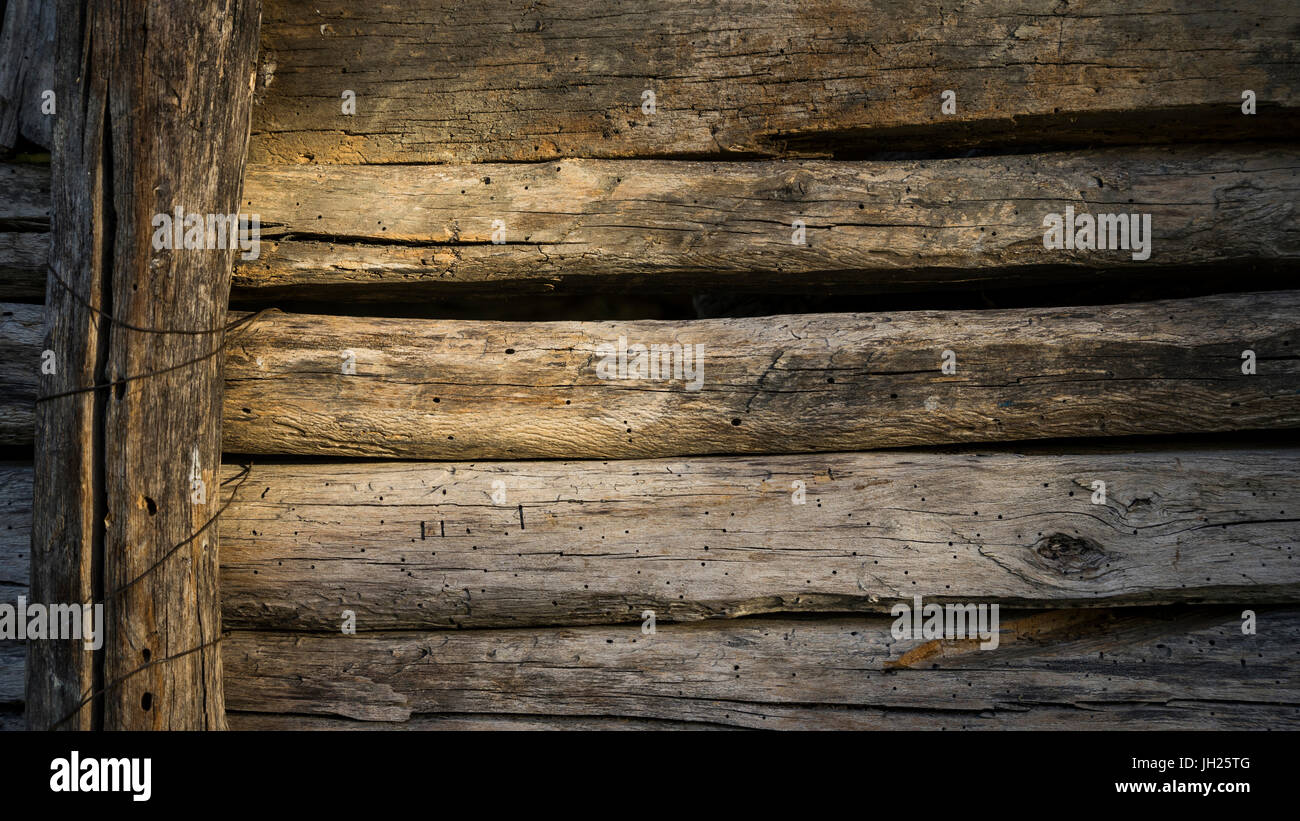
top-left (29, 0), bottom-right (261, 730)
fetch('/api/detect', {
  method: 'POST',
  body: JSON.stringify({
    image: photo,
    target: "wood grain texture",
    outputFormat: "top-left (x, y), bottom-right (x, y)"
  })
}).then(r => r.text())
top-left (223, 607), bottom-right (1300, 729)
top-left (0, 463), bottom-right (31, 599)
top-left (15, 147), bottom-right (1295, 300)
top-left (218, 449), bottom-right (1300, 631)
top-left (0, 0), bottom-right (53, 149)
top-left (221, 291), bottom-right (1300, 459)
top-left (26, 15), bottom-right (95, 724)
top-left (0, 161), bottom-right (50, 301)
top-left (236, 146), bottom-right (1300, 298)
top-left (30, 0), bottom-right (261, 731)
top-left (0, 640), bottom-right (23, 707)
top-left (0, 302), bottom-right (38, 443)
top-left (1, 464), bottom-right (29, 722)
top-left (227, 713), bottom-right (728, 730)
top-left (0, 232), bottom-right (47, 300)
top-left (6, 446), bottom-right (1296, 630)
top-left (8, 292), bottom-right (1300, 458)
top-left (0, 161), bottom-right (48, 225)
top-left (0, 708), bottom-right (24, 730)
top-left (249, 0), bottom-right (1300, 164)
top-left (224, 704), bottom-right (1290, 731)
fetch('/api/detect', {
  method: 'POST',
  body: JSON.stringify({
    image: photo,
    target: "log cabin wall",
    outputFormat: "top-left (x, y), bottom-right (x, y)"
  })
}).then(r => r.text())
top-left (2, 0), bottom-right (1299, 730)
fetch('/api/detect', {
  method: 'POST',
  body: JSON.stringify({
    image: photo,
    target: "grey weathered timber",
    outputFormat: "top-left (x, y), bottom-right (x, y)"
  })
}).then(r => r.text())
top-left (0, 0), bottom-right (53, 149)
top-left (223, 705), bottom-right (1290, 731)
top-left (0, 303), bottom-right (38, 443)
top-left (0, 232), bottom-right (46, 300)
top-left (217, 449), bottom-right (1300, 630)
top-left (227, 714), bottom-right (731, 730)
top-left (0, 160), bottom-right (49, 301)
top-left (249, 0), bottom-right (1300, 164)
top-left (223, 607), bottom-right (1300, 729)
top-left (30, 0), bottom-right (261, 731)
top-left (5, 292), bottom-right (1298, 458)
top-left (0, 161), bottom-right (47, 224)
top-left (237, 146), bottom-right (1300, 298)
top-left (5, 454), bottom-right (1295, 727)
top-left (14, 148), bottom-right (1299, 301)
top-left (219, 291), bottom-right (1300, 459)
top-left (0, 639), bottom-right (24, 706)
top-left (0, 463), bottom-right (31, 599)
top-left (4, 447), bottom-right (1296, 631)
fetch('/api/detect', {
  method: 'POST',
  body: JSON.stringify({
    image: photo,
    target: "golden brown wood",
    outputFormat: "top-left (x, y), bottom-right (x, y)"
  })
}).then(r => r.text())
top-left (237, 146), bottom-right (1300, 298)
top-left (215, 448), bottom-right (1300, 630)
top-left (250, 0), bottom-right (1300, 164)
top-left (223, 607), bottom-right (1300, 729)
top-left (29, 0), bottom-right (261, 730)
top-left (0, 0), bottom-right (53, 150)
top-left (220, 291), bottom-right (1300, 459)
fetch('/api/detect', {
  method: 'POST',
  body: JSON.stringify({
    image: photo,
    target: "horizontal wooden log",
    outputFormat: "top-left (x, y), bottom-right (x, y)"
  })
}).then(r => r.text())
top-left (219, 449), bottom-right (1300, 631)
top-left (226, 703), bottom-right (1297, 731)
top-left (0, 233), bottom-right (47, 300)
top-left (0, 708), bottom-right (24, 731)
top-left (223, 607), bottom-right (1300, 729)
top-left (0, 463), bottom-right (31, 598)
top-left (0, 640), bottom-right (22, 707)
top-left (4, 292), bottom-right (1299, 456)
top-left (250, 0), bottom-right (1300, 164)
top-left (0, 303), bottom-right (39, 444)
top-left (0, 462), bottom-right (28, 726)
top-left (11, 148), bottom-right (1295, 300)
top-left (227, 713), bottom-right (724, 731)
top-left (0, 161), bottom-right (49, 226)
top-left (0, 162), bottom-right (49, 301)
top-left (4, 444), bottom-right (1297, 631)
top-left (222, 290), bottom-right (1300, 459)
top-left (236, 146), bottom-right (1300, 298)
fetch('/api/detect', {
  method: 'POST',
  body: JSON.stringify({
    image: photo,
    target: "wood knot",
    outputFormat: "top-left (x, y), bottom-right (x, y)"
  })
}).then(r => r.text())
top-left (1032, 533), bottom-right (1110, 577)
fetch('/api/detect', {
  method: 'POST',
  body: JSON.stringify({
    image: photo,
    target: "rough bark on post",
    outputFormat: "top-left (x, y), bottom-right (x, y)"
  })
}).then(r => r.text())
top-left (28, 0), bottom-right (261, 730)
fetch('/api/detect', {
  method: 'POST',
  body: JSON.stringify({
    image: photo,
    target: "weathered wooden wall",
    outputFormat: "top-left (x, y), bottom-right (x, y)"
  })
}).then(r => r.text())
top-left (2, 453), bottom-right (1297, 728)
top-left (3, 0), bottom-right (1297, 731)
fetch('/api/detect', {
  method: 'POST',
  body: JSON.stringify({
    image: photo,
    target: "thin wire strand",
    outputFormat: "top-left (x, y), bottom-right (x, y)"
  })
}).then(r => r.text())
top-left (45, 257), bottom-right (260, 335)
top-left (47, 634), bottom-right (227, 731)
top-left (34, 259), bottom-right (270, 730)
top-left (44, 462), bottom-right (254, 731)
top-left (34, 308), bottom-right (270, 403)
top-left (106, 463), bottom-right (252, 602)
